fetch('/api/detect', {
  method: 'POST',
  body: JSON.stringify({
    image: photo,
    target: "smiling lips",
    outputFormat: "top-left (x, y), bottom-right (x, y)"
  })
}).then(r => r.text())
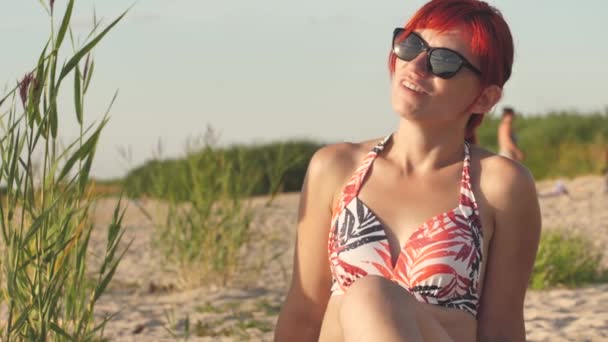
top-left (401, 80), bottom-right (428, 95)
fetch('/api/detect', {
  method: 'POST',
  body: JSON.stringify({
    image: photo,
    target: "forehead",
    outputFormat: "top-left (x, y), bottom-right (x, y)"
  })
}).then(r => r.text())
top-left (416, 28), bottom-right (479, 65)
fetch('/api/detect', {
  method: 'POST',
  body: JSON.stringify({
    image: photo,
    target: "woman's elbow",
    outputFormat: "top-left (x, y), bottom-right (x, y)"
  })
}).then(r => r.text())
top-left (477, 323), bottom-right (526, 342)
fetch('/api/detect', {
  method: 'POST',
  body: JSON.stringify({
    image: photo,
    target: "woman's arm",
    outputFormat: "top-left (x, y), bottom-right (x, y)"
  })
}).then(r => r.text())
top-left (477, 160), bottom-right (541, 341)
top-left (274, 144), bottom-right (353, 342)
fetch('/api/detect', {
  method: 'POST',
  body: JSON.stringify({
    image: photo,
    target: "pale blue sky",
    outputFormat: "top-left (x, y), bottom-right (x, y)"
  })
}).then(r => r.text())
top-left (2, 0), bottom-right (607, 179)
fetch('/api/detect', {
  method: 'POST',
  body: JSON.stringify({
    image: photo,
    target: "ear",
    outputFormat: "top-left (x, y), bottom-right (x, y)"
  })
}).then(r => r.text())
top-left (470, 85), bottom-right (502, 113)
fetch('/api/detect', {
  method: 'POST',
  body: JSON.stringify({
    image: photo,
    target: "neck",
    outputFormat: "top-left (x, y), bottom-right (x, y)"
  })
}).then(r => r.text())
top-left (388, 118), bottom-right (467, 174)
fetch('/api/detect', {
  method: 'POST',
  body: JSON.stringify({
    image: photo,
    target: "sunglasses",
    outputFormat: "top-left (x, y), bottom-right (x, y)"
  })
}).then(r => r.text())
top-left (392, 28), bottom-right (482, 79)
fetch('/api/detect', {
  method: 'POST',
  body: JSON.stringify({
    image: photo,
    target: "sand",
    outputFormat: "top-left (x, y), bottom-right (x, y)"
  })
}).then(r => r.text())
top-left (5, 175), bottom-right (608, 341)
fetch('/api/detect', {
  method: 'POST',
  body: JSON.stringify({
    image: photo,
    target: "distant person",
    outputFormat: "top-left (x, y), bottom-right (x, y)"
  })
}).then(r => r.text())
top-left (498, 106), bottom-right (524, 161)
top-left (538, 180), bottom-right (570, 198)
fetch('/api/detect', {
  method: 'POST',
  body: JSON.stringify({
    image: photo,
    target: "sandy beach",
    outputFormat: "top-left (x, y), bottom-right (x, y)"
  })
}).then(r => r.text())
top-left (66, 175), bottom-right (608, 340)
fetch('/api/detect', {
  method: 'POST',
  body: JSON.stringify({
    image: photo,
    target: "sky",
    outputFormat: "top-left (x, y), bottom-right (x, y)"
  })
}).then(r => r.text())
top-left (1, 0), bottom-right (607, 179)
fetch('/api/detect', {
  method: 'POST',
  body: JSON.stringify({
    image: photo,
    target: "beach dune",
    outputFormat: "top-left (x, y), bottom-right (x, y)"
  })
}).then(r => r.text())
top-left (78, 175), bottom-right (608, 340)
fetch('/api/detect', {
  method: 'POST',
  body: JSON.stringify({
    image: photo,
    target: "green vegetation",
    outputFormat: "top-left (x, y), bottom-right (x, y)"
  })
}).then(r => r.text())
top-left (2, 2), bottom-right (605, 341)
top-left (530, 230), bottom-right (607, 290)
top-left (122, 138), bottom-right (321, 200)
top-left (478, 111), bottom-right (608, 179)
top-left (136, 131), bottom-right (301, 288)
top-left (0, 1), bottom-right (128, 339)
top-left (165, 301), bottom-right (275, 339)
top-left (118, 111), bottom-right (607, 201)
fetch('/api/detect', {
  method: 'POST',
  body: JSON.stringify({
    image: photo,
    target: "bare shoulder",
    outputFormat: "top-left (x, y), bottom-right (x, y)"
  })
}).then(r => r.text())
top-left (472, 146), bottom-right (538, 207)
top-left (307, 138), bottom-right (381, 202)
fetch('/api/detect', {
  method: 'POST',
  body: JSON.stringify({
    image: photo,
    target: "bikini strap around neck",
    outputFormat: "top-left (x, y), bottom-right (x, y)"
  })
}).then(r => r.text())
top-left (330, 134), bottom-right (392, 223)
top-left (350, 133), bottom-right (392, 193)
top-left (459, 142), bottom-right (480, 216)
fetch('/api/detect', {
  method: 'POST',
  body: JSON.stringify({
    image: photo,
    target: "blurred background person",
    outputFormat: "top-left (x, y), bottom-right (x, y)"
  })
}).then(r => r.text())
top-left (498, 106), bottom-right (524, 161)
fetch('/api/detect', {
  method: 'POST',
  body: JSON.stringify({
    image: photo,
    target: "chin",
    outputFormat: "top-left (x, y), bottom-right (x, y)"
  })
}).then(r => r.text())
top-left (392, 102), bottom-right (422, 119)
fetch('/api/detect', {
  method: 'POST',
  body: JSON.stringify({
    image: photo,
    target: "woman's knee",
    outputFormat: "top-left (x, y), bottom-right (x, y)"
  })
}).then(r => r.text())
top-left (341, 276), bottom-right (416, 315)
top-left (339, 276), bottom-right (425, 341)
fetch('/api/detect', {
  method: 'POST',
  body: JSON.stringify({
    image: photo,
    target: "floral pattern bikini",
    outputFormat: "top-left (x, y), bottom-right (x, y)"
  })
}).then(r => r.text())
top-left (328, 134), bottom-right (483, 318)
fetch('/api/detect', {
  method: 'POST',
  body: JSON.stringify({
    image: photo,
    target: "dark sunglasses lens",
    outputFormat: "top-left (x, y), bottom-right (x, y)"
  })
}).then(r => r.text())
top-left (429, 49), bottom-right (463, 78)
top-left (394, 33), bottom-right (424, 61)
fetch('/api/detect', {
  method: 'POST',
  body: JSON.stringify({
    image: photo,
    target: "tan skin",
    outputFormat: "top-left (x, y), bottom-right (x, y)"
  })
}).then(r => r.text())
top-left (275, 27), bottom-right (541, 342)
top-left (498, 112), bottom-right (525, 161)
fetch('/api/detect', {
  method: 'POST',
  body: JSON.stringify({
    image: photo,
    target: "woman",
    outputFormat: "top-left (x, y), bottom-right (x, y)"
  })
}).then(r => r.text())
top-left (275, 1), bottom-right (541, 341)
top-left (497, 107), bottom-right (525, 161)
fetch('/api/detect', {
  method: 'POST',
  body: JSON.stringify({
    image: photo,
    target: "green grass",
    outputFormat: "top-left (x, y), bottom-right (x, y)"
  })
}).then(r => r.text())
top-left (120, 111), bottom-right (608, 203)
top-left (195, 303), bottom-right (222, 314)
top-left (0, 1), bottom-right (129, 339)
top-left (164, 300), bottom-right (276, 339)
top-left (122, 139), bottom-right (320, 200)
top-left (134, 130), bottom-right (298, 289)
top-left (254, 299), bottom-right (281, 316)
top-left (530, 230), bottom-right (607, 290)
top-left (477, 112), bottom-right (608, 180)
top-left (237, 319), bottom-right (273, 333)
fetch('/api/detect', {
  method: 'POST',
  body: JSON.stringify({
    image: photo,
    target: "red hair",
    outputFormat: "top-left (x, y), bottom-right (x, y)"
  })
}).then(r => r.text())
top-left (389, 0), bottom-right (514, 144)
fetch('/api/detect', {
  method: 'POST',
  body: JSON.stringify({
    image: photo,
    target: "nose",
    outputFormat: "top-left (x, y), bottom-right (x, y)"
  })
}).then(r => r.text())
top-left (408, 50), bottom-right (430, 76)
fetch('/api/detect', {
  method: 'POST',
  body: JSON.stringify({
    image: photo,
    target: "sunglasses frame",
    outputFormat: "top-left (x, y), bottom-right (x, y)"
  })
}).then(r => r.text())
top-left (392, 28), bottom-right (482, 79)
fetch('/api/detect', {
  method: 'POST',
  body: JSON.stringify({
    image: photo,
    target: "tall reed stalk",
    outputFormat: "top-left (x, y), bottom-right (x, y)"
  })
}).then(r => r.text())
top-left (0, 1), bottom-right (129, 339)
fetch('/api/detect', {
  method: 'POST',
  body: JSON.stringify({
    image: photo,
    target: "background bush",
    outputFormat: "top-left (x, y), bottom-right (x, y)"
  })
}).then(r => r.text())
top-left (477, 111), bottom-right (608, 179)
top-left (131, 132), bottom-right (304, 288)
top-left (530, 230), bottom-right (606, 290)
top-left (114, 111), bottom-right (608, 200)
top-left (121, 140), bottom-right (322, 200)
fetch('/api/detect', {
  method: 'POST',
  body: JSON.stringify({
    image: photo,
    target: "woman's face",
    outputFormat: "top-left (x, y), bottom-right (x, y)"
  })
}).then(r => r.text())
top-left (391, 27), bottom-right (482, 127)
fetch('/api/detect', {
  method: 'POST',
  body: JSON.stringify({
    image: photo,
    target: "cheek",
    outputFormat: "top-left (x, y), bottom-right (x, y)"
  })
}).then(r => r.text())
top-left (390, 69), bottom-right (404, 96)
top-left (394, 58), bottom-right (406, 69)
top-left (436, 78), bottom-right (480, 110)
top-left (390, 79), bottom-right (404, 110)
top-left (392, 58), bottom-right (409, 77)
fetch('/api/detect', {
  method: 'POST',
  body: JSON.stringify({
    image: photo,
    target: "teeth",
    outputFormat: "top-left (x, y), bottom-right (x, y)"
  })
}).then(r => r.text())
top-left (402, 81), bottom-right (424, 94)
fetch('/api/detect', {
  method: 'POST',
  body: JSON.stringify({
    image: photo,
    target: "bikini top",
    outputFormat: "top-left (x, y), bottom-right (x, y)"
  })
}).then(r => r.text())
top-left (328, 134), bottom-right (484, 318)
